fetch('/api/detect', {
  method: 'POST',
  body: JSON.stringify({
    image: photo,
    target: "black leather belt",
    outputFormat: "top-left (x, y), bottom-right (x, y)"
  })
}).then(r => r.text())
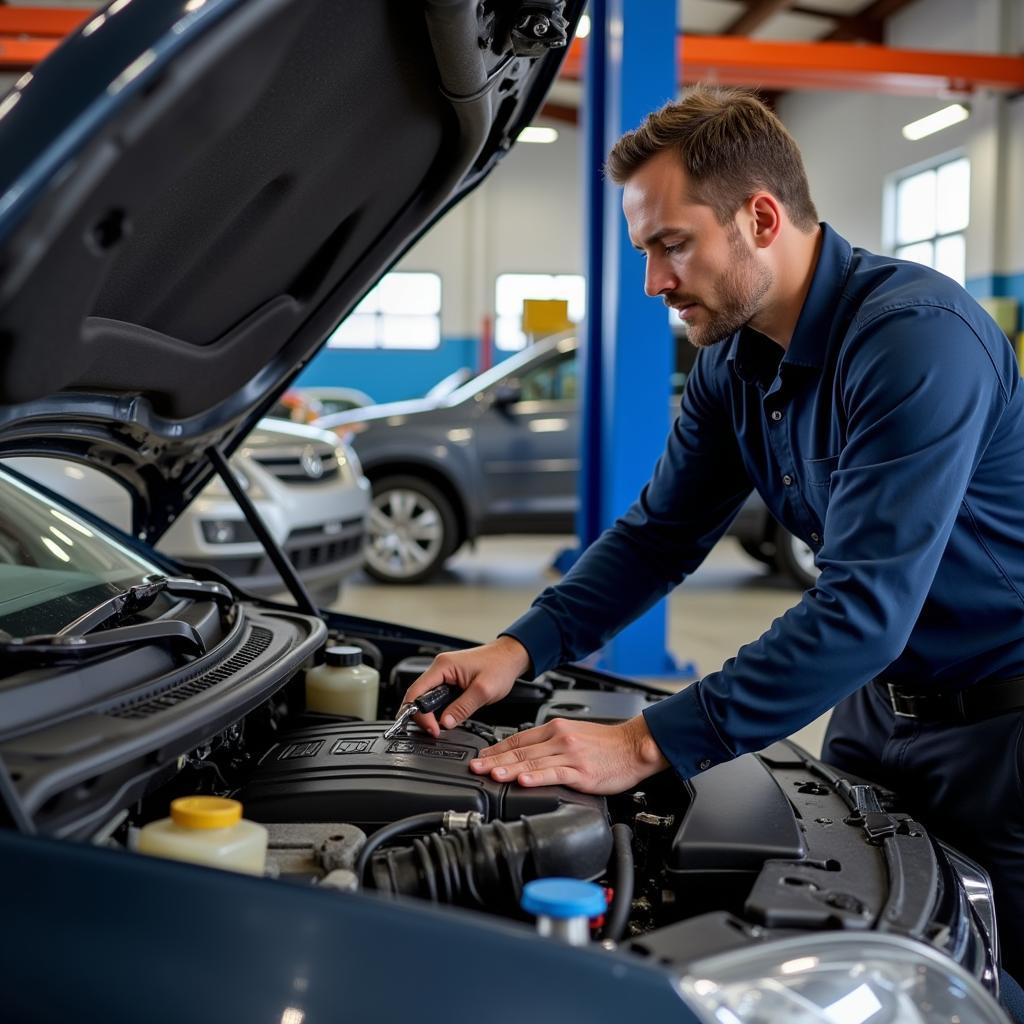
top-left (878, 675), bottom-right (1024, 723)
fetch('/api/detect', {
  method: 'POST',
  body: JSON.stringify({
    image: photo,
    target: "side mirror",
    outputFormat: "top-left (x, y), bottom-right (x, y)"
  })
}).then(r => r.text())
top-left (492, 382), bottom-right (522, 407)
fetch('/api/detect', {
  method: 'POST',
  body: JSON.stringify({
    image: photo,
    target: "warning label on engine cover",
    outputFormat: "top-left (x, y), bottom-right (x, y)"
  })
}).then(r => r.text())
top-left (331, 738), bottom-right (374, 755)
top-left (278, 740), bottom-right (324, 760)
top-left (385, 740), bottom-right (469, 761)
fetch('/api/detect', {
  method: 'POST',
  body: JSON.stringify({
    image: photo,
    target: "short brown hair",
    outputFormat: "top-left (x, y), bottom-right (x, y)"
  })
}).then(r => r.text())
top-left (606, 85), bottom-right (818, 232)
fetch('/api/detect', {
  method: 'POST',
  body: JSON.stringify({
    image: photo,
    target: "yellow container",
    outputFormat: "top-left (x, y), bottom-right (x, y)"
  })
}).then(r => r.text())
top-left (305, 645), bottom-right (379, 719)
top-left (136, 797), bottom-right (267, 875)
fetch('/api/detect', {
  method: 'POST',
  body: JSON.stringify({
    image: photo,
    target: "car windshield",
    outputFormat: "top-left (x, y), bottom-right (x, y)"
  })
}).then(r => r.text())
top-left (444, 336), bottom-right (576, 405)
top-left (0, 470), bottom-right (162, 638)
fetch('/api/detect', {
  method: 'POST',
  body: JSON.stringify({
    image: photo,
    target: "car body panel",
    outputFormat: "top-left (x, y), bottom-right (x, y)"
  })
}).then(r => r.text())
top-left (0, 828), bottom-right (691, 1024)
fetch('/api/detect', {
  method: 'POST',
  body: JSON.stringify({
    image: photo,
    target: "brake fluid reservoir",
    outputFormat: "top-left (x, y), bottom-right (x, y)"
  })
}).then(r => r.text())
top-left (305, 645), bottom-right (379, 719)
top-left (136, 797), bottom-right (267, 874)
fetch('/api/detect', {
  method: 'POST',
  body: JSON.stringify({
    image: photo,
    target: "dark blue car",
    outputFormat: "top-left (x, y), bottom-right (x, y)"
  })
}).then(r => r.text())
top-left (0, 2), bottom-right (1008, 1021)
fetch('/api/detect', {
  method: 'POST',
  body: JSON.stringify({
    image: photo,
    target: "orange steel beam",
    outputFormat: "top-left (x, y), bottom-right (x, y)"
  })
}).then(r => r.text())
top-left (561, 35), bottom-right (1024, 97)
top-left (0, 36), bottom-right (59, 71)
top-left (0, 7), bottom-right (90, 37)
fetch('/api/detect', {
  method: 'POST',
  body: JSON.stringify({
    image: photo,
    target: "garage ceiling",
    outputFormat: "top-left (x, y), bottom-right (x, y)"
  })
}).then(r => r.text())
top-left (679, 0), bottom-right (919, 43)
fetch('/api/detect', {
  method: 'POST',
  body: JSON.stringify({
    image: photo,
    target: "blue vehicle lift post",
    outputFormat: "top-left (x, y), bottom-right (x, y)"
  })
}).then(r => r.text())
top-left (570, 0), bottom-right (693, 678)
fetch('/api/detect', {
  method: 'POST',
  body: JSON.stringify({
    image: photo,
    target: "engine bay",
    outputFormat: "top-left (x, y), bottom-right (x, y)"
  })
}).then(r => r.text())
top-left (0, 607), bottom-right (997, 982)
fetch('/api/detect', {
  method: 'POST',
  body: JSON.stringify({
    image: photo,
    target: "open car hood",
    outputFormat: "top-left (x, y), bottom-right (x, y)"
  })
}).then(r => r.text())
top-left (0, 0), bottom-right (580, 540)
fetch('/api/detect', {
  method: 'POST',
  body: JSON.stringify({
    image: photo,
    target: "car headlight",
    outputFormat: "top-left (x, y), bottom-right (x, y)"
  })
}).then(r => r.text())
top-left (678, 933), bottom-right (1007, 1024)
top-left (337, 442), bottom-right (363, 481)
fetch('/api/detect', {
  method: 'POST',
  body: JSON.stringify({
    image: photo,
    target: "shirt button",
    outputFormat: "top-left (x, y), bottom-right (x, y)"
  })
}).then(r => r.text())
top-left (811, 532), bottom-right (821, 543)
top-left (771, 410), bottom-right (783, 422)
top-left (698, 759), bottom-right (712, 771)
top-left (782, 474), bottom-right (793, 486)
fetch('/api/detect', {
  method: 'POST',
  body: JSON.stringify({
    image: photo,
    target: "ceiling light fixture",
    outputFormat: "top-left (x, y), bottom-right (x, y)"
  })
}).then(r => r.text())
top-left (901, 103), bottom-right (970, 141)
top-left (518, 126), bottom-right (559, 144)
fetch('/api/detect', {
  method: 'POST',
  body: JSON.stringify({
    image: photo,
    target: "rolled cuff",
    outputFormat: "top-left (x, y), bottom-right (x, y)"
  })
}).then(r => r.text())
top-left (500, 605), bottom-right (565, 678)
top-left (642, 681), bottom-right (735, 781)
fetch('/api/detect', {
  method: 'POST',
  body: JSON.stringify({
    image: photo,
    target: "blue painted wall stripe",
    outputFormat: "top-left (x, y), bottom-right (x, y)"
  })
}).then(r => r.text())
top-left (966, 271), bottom-right (1024, 332)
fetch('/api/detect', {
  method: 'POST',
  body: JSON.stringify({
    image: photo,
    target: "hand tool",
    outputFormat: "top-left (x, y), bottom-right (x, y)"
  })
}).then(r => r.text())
top-left (383, 682), bottom-right (462, 739)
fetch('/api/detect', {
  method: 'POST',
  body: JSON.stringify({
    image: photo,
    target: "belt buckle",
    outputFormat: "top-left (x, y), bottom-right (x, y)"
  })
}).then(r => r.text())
top-left (886, 682), bottom-right (917, 718)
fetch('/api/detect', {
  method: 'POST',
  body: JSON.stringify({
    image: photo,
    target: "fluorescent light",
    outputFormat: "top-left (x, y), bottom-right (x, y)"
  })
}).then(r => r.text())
top-left (576, 14), bottom-right (591, 38)
top-left (518, 126), bottom-right (559, 144)
top-left (901, 103), bottom-right (969, 141)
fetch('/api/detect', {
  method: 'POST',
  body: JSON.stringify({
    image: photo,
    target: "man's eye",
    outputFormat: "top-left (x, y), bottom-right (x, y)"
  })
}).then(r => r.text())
top-left (664, 242), bottom-right (684, 255)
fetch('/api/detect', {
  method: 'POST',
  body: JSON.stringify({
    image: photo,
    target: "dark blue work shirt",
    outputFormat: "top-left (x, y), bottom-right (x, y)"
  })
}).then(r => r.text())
top-left (504, 222), bottom-right (1024, 780)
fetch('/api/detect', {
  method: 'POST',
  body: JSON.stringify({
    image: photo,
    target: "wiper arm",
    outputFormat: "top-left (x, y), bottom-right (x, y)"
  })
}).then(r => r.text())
top-left (1, 619), bottom-right (206, 667)
top-left (58, 575), bottom-right (233, 637)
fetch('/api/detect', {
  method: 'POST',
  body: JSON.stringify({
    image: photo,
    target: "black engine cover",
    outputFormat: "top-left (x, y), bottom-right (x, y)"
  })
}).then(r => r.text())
top-left (241, 720), bottom-right (602, 830)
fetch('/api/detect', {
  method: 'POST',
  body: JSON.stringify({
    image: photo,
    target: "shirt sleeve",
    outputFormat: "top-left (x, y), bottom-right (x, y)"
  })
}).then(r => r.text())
top-left (643, 305), bottom-right (1011, 779)
top-left (502, 347), bottom-right (753, 675)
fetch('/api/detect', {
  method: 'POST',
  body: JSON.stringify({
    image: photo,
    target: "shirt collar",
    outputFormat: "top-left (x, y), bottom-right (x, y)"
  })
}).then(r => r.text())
top-left (727, 222), bottom-right (852, 379)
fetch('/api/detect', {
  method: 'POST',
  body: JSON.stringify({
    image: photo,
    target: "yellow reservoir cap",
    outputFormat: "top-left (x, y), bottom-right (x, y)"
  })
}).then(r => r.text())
top-left (171, 796), bottom-right (243, 830)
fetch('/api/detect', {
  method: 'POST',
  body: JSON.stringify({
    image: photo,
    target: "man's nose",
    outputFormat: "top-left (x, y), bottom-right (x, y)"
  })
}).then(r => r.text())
top-left (644, 256), bottom-right (678, 298)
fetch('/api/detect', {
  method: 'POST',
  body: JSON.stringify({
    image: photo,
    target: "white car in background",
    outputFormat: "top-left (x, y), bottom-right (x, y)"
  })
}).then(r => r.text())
top-left (4, 419), bottom-right (369, 605)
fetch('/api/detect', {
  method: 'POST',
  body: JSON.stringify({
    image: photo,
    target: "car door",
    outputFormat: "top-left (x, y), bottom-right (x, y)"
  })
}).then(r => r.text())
top-left (474, 348), bottom-right (579, 531)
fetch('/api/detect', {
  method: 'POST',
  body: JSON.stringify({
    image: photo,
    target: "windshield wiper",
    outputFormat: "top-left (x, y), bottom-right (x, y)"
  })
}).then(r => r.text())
top-left (0, 576), bottom-right (233, 670)
top-left (1, 619), bottom-right (208, 667)
top-left (57, 575), bottom-right (233, 636)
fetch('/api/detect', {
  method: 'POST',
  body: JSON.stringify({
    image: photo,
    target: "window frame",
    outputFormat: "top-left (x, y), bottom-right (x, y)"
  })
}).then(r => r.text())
top-left (884, 150), bottom-right (970, 286)
top-left (325, 270), bottom-right (443, 351)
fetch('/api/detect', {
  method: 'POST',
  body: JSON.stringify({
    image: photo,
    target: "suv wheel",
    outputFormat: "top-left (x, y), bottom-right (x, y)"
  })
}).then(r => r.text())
top-left (364, 475), bottom-right (457, 584)
top-left (774, 529), bottom-right (820, 590)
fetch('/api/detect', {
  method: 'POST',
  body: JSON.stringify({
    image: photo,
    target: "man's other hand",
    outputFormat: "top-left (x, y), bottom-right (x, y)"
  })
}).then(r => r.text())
top-left (469, 715), bottom-right (670, 795)
top-left (401, 635), bottom-right (531, 737)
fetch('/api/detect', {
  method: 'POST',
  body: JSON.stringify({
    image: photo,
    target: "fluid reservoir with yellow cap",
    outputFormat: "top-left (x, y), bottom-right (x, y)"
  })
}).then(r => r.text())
top-left (305, 644), bottom-right (379, 719)
top-left (136, 796), bottom-right (268, 875)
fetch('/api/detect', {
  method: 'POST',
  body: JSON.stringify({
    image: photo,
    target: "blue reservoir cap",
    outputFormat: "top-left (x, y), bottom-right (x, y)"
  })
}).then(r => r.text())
top-left (521, 878), bottom-right (607, 920)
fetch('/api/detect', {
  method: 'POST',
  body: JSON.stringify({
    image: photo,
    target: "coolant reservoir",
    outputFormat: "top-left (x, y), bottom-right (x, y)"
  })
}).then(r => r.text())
top-left (136, 797), bottom-right (268, 875)
top-left (305, 645), bottom-right (380, 719)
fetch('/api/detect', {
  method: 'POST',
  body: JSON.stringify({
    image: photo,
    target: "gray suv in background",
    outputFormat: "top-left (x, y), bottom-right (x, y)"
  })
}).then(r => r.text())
top-left (320, 335), bottom-right (818, 588)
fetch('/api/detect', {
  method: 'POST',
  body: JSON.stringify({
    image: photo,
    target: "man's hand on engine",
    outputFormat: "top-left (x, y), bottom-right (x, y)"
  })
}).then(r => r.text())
top-left (469, 715), bottom-right (670, 795)
top-left (402, 635), bottom-right (532, 737)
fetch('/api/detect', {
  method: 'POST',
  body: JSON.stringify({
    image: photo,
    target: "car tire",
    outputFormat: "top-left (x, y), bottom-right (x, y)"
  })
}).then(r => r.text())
top-left (364, 475), bottom-right (457, 584)
top-left (774, 529), bottom-right (820, 590)
top-left (738, 538), bottom-right (774, 566)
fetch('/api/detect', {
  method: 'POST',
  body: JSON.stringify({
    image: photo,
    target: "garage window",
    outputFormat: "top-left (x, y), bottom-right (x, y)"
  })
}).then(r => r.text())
top-left (327, 272), bottom-right (441, 349)
top-left (892, 156), bottom-right (969, 285)
top-left (495, 273), bottom-right (585, 351)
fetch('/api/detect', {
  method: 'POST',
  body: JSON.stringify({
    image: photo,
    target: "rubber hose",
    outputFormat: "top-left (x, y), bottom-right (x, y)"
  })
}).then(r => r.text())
top-left (603, 823), bottom-right (635, 943)
top-left (355, 811), bottom-right (447, 887)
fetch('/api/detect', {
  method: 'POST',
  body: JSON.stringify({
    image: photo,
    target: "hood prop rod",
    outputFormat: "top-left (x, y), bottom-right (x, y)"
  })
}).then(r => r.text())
top-left (205, 445), bottom-right (318, 618)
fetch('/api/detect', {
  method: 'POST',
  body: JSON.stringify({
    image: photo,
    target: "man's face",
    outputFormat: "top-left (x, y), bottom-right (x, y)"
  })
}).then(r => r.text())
top-left (623, 150), bottom-right (772, 349)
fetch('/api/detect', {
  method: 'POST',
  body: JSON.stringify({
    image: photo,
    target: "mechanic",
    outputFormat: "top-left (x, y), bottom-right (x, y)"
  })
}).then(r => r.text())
top-left (403, 85), bottom-right (1024, 971)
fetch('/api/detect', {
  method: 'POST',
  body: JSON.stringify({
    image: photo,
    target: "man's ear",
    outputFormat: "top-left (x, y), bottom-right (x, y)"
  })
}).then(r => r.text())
top-left (747, 193), bottom-right (782, 249)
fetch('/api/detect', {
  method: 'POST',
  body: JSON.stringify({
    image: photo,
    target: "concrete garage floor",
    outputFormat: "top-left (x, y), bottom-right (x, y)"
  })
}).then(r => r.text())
top-left (330, 536), bottom-right (832, 757)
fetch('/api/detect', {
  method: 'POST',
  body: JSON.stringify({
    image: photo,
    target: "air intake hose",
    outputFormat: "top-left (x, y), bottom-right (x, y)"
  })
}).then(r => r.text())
top-left (370, 804), bottom-right (613, 913)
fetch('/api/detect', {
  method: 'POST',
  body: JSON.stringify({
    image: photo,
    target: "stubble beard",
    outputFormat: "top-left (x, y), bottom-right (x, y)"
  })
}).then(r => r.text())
top-left (683, 229), bottom-right (773, 350)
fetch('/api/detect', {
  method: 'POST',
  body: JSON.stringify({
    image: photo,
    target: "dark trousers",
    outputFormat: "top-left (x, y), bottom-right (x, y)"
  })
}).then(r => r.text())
top-left (823, 681), bottom-right (1024, 977)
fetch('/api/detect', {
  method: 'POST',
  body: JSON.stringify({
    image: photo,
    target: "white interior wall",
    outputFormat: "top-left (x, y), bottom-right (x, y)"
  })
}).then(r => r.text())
top-left (396, 122), bottom-right (584, 338)
top-left (777, 0), bottom-right (1018, 281)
